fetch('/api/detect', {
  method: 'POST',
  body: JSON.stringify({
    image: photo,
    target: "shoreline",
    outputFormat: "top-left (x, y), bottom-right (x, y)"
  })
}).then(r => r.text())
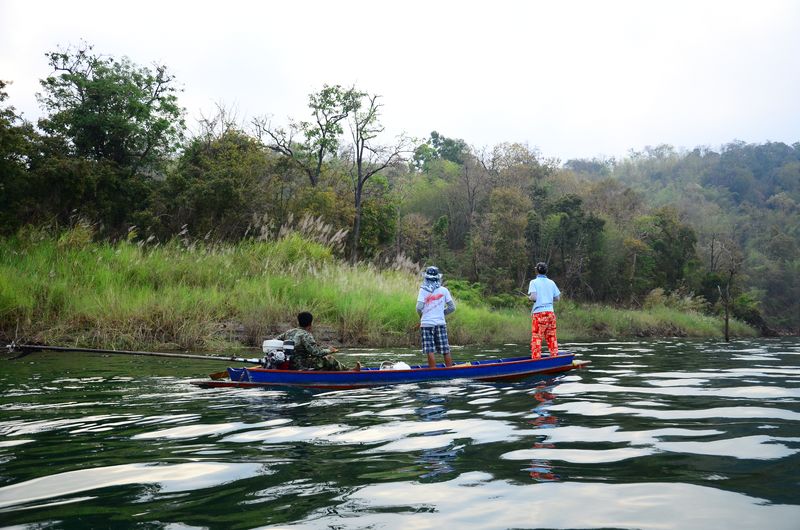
top-left (1, 233), bottom-right (759, 352)
top-left (2, 317), bottom-right (764, 354)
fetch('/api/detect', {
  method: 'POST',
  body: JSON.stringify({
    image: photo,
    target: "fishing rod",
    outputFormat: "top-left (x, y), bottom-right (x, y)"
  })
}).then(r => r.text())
top-left (4, 342), bottom-right (261, 364)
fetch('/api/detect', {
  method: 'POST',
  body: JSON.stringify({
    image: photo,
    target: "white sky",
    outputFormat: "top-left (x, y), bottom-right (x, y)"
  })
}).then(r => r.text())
top-left (2, 0), bottom-right (799, 161)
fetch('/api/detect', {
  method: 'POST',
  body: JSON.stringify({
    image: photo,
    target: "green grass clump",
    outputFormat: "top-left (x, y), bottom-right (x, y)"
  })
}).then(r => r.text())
top-left (0, 227), bottom-right (757, 351)
top-left (557, 300), bottom-right (756, 339)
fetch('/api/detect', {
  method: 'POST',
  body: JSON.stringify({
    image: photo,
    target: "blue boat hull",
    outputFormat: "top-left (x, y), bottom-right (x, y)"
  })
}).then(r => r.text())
top-left (198, 353), bottom-right (586, 389)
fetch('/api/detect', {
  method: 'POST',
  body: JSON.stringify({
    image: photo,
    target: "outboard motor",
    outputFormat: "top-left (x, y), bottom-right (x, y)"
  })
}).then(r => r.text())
top-left (261, 339), bottom-right (294, 369)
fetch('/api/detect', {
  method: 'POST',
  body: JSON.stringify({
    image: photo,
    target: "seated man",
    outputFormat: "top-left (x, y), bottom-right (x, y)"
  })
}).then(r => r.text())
top-left (275, 312), bottom-right (358, 371)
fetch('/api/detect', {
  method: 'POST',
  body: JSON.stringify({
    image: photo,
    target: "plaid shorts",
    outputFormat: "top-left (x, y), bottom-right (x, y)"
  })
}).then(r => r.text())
top-left (420, 325), bottom-right (451, 354)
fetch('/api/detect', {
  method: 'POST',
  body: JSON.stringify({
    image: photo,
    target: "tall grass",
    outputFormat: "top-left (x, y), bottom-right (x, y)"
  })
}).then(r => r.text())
top-left (557, 300), bottom-right (755, 339)
top-left (0, 227), bottom-right (756, 351)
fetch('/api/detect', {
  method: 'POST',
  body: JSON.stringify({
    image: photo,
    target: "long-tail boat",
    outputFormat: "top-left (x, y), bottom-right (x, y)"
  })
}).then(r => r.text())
top-left (196, 353), bottom-right (588, 390)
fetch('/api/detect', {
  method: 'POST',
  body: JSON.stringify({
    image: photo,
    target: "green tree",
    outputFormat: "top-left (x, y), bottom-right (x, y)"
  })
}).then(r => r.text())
top-left (430, 131), bottom-right (469, 164)
top-left (640, 207), bottom-right (698, 291)
top-left (344, 92), bottom-right (410, 263)
top-left (5, 99), bottom-right (154, 235)
top-left (255, 84), bottom-right (361, 187)
top-left (37, 43), bottom-right (185, 173)
top-left (152, 125), bottom-right (273, 240)
top-left (27, 157), bottom-right (153, 231)
top-left (0, 80), bottom-right (38, 233)
top-left (583, 178), bottom-right (644, 228)
top-left (564, 157), bottom-right (614, 179)
top-left (544, 195), bottom-right (605, 297)
top-left (412, 131), bottom-right (469, 169)
top-left (354, 175), bottom-right (397, 260)
top-left (489, 142), bottom-right (554, 190)
top-left (397, 212), bottom-right (432, 263)
top-left (469, 186), bottom-right (532, 289)
top-left (487, 186), bottom-right (532, 290)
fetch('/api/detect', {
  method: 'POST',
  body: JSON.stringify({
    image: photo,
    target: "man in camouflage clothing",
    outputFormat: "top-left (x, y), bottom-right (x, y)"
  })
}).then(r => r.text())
top-left (276, 312), bottom-right (357, 371)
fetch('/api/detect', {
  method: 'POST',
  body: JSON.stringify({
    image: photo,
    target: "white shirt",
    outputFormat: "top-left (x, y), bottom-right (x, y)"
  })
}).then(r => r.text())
top-left (528, 275), bottom-right (561, 314)
top-left (417, 286), bottom-right (454, 326)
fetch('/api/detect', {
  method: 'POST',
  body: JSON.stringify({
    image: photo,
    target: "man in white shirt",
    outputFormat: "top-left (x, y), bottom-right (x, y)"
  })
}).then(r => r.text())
top-left (416, 266), bottom-right (456, 368)
top-left (528, 262), bottom-right (561, 359)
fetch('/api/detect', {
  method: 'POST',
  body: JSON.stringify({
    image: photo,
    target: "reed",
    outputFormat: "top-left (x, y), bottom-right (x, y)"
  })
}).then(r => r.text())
top-left (0, 228), bottom-right (757, 351)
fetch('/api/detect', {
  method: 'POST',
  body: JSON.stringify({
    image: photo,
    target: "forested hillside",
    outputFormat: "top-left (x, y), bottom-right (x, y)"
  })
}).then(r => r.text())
top-left (2, 44), bottom-right (797, 333)
top-left (567, 143), bottom-right (800, 332)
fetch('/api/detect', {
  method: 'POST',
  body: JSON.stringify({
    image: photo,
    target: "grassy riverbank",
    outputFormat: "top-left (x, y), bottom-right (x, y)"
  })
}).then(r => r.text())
top-left (0, 227), bottom-right (756, 351)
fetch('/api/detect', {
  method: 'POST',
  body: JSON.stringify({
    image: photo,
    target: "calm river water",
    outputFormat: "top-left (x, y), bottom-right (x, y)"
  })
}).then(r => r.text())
top-left (1, 338), bottom-right (799, 529)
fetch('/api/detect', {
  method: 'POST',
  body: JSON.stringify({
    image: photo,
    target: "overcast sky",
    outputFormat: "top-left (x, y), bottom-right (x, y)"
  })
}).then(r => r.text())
top-left (2, 0), bottom-right (799, 161)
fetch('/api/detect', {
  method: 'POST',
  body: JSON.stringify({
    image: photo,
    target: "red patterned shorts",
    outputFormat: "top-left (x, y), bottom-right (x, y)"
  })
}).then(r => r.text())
top-left (531, 311), bottom-right (558, 359)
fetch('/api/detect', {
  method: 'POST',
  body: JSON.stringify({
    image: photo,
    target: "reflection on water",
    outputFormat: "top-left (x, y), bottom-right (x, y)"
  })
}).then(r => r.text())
top-left (0, 338), bottom-right (799, 529)
top-left (293, 472), bottom-right (800, 530)
top-left (0, 462), bottom-right (264, 510)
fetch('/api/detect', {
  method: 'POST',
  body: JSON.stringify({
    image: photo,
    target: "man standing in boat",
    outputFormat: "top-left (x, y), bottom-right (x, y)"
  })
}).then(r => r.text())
top-left (416, 266), bottom-right (456, 369)
top-left (528, 262), bottom-right (561, 359)
top-left (276, 312), bottom-right (357, 371)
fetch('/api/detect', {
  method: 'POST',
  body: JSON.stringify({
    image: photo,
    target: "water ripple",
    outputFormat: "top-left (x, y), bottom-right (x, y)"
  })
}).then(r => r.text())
top-left (274, 471), bottom-right (800, 530)
top-left (556, 381), bottom-right (800, 399)
top-left (1, 339), bottom-right (798, 528)
top-left (132, 418), bottom-right (292, 440)
top-left (0, 462), bottom-right (264, 511)
top-left (548, 401), bottom-right (800, 421)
